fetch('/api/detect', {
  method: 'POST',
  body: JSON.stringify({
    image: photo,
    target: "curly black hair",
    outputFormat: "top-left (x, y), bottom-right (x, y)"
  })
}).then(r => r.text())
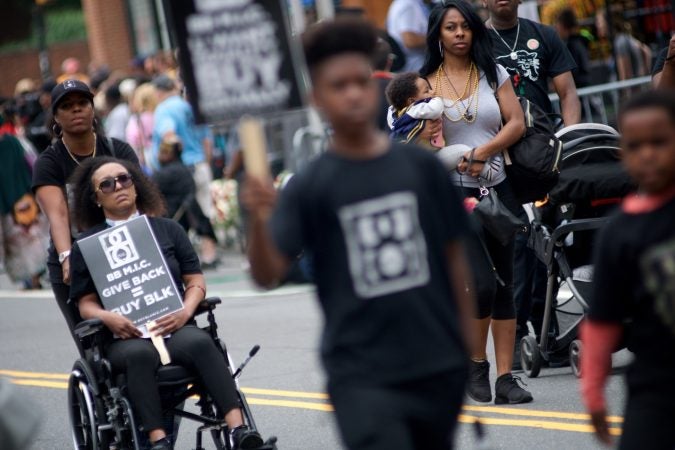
top-left (386, 72), bottom-right (425, 112)
top-left (69, 156), bottom-right (166, 231)
top-left (619, 89), bottom-right (675, 125)
top-left (302, 18), bottom-right (378, 77)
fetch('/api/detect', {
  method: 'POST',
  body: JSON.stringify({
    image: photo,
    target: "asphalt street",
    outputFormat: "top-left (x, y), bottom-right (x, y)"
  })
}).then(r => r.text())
top-left (0, 255), bottom-right (629, 450)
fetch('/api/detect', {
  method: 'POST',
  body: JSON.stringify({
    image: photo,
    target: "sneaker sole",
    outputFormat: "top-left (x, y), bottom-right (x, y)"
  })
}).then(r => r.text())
top-left (466, 391), bottom-right (492, 403)
top-left (494, 395), bottom-right (533, 405)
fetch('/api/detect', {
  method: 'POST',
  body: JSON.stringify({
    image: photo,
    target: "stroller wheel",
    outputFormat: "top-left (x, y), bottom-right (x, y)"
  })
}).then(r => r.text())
top-left (569, 340), bottom-right (582, 378)
top-left (520, 336), bottom-right (542, 378)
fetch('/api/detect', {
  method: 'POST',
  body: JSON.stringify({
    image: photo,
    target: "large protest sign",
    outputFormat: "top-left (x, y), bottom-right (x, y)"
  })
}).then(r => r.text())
top-left (163, 0), bottom-right (307, 123)
top-left (77, 215), bottom-right (183, 334)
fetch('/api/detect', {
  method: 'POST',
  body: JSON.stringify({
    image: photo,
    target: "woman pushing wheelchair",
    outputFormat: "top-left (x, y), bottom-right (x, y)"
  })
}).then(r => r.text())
top-left (67, 156), bottom-right (263, 450)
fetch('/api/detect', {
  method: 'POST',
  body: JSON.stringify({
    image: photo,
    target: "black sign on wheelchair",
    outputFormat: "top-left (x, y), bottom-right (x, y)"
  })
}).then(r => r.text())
top-left (162, 0), bottom-right (308, 124)
top-left (76, 215), bottom-right (184, 333)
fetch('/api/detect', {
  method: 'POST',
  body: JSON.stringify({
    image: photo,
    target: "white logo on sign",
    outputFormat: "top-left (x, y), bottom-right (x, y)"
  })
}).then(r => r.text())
top-left (339, 192), bottom-right (430, 298)
top-left (99, 226), bottom-right (140, 269)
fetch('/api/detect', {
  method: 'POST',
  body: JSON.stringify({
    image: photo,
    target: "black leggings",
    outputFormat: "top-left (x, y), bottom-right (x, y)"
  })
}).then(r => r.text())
top-left (328, 369), bottom-right (467, 450)
top-left (461, 180), bottom-right (519, 320)
top-left (106, 325), bottom-right (239, 431)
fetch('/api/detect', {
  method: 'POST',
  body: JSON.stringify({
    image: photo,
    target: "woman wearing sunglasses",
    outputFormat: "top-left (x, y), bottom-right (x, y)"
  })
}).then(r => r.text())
top-left (67, 157), bottom-right (263, 450)
top-left (31, 79), bottom-right (139, 336)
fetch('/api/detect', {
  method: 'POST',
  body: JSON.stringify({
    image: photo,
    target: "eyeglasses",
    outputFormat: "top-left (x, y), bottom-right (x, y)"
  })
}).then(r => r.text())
top-left (96, 173), bottom-right (133, 194)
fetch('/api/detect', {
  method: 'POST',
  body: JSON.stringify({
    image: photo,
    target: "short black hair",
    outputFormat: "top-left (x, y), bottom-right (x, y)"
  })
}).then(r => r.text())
top-left (372, 38), bottom-right (393, 71)
top-left (556, 8), bottom-right (577, 30)
top-left (302, 18), bottom-right (378, 76)
top-left (386, 72), bottom-right (423, 111)
top-left (619, 90), bottom-right (675, 126)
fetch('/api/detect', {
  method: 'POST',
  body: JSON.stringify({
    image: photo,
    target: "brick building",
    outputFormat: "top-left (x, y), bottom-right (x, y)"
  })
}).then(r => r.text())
top-left (0, 0), bottom-right (165, 96)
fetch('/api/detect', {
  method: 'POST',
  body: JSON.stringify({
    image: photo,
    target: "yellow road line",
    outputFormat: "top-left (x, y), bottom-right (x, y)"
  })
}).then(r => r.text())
top-left (459, 414), bottom-right (622, 436)
top-left (241, 387), bottom-right (329, 400)
top-left (247, 398), bottom-right (334, 412)
top-left (11, 379), bottom-right (69, 389)
top-left (0, 369), bottom-right (69, 380)
top-left (4, 370), bottom-right (625, 431)
top-left (463, 405), bottom-right (624, 423)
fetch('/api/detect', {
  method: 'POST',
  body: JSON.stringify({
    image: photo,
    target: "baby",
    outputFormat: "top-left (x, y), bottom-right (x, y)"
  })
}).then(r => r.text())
top-left (386, 72), bottom-right (444, 148)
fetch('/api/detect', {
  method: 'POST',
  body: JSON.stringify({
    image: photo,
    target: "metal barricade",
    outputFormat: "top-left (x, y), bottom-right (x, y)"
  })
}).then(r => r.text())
top-left (548, 76), bottom-right (653, 125)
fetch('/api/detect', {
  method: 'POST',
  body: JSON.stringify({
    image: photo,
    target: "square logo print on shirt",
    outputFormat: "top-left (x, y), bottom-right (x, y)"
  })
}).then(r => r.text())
top-left (339, 192), bottom-right (430, 299)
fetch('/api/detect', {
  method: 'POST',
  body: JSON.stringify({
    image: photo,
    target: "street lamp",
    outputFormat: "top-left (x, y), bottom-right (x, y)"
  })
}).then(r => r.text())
top-left (33, 0), bottom-right (54, 80)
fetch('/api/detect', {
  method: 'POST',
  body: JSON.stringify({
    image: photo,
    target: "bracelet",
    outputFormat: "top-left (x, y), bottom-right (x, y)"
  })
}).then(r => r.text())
top-left (185, 284), bottom-right (206, 298)
top-left (58, 250), bottom-right (71, 264)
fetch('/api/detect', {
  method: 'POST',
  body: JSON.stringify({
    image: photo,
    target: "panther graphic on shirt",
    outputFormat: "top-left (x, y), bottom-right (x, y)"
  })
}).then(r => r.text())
top-left (641, 237), bottom-right (675, 337)
top-left (338, 192), bottom-right (430, 299)
top-left (497, 50), bottom-right (541, 82)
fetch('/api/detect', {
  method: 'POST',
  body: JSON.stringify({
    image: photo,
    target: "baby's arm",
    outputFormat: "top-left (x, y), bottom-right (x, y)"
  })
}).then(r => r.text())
top-left (406, 97), bottom-right (444, 120)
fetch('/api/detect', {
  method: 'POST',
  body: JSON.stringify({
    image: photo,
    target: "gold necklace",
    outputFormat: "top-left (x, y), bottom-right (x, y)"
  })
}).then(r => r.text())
top-left (444, 63), bottom-right (475, 120)
top-left (437, 64), bottom-right (479, 123)
top-left (63, 133), bottom-right (97, 166)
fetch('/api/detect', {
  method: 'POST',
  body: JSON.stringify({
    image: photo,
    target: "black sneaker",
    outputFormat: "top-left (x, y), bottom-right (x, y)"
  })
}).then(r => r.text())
top-left (229, 425), bottom-right (264, 449)
top-left (150, 437), bottom-right (172, 450)
top-left (467, 360), bottom-right (492, 403)
top-left (494, 373), bottom-right (533, 405)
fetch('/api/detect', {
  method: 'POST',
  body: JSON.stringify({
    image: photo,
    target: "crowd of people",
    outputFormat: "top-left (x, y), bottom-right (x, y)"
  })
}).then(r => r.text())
top-left (1, 1), bottom-right (674, 449)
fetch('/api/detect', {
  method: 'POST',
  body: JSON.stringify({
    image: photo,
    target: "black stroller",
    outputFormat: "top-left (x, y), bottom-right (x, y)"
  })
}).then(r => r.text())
top-left (520, 123), bottom-right (634, 378)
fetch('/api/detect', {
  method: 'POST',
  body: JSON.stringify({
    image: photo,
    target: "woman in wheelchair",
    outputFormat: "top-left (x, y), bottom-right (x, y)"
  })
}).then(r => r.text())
top-left (67, 157), bottom-right (263, 450)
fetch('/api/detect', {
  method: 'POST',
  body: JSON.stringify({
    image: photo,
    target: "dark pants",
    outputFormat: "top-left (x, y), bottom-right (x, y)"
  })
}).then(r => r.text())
top-left (619, 382), bottom-right (675, 450)
top-left (513, 234), bottom-right (557, 340)
top-left (48, 258), bottom-right (86, 354)
top-left (106, 325), bottom-right (239, 431)
top-left (461, 181), bottom-right (518, 320)
top-left (328, 370), bottom-right (467, 450)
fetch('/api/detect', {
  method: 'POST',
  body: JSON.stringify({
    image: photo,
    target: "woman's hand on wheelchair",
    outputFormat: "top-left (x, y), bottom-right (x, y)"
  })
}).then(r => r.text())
top-left (104, 312), bottom-right (142, 339)
top-left (149, 309), bottom-right (191, 336)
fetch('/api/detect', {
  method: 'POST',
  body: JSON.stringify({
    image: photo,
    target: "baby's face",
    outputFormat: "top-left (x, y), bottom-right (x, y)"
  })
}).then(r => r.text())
top-left (414, 77), bottom-right (433, 100)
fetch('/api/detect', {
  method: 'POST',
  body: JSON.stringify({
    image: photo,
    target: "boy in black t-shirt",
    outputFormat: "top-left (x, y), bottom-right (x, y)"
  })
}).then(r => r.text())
top-left (581, 90), bottom-right (675, 450)
top-left (243, 19), bottom-right (476, 450)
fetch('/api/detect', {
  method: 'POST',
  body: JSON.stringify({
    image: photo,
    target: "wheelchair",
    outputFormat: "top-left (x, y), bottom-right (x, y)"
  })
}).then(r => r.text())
top-left (63, 296), bottom-right (277, 450)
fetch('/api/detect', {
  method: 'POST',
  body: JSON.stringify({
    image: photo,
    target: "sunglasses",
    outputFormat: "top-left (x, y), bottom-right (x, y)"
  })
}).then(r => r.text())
top-left (96, 173), bottom-right (133, 194)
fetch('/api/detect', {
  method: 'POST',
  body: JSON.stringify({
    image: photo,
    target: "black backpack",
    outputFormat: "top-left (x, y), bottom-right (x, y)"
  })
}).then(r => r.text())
top-left (493, 85), bottom-right (562, 203)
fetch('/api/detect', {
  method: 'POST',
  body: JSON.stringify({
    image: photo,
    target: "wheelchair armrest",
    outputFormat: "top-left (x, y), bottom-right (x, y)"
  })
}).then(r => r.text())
top-left (74, 318), bottom-right (105, 339)
top-left (194, 297), bottom-right (222, 317)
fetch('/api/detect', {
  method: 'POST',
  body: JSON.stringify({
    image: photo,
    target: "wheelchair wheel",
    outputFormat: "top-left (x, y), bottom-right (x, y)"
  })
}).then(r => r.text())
top-left (569, 339), bottom-right (582, 378)
top-left (520, 336), bottom-right (542, 378)
top-left (68, 364), bottom-right (109, 450)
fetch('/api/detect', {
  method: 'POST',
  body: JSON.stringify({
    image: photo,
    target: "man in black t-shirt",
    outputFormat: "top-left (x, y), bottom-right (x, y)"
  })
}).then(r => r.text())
top-left (652, 34), bottom-right (675, 89)
top-left (484, 0), bottom-right (582, 370)
top-left (484, 0), bottom-right (580, 124)
top-left (581, 91), bottom-right (675, 450)
top-left (243, 19), bottom-right (476, 450)
top-left (555, 9), bottom-right (591, 88)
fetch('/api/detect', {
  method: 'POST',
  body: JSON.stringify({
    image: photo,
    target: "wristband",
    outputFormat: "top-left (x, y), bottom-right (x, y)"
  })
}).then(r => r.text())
top-left (58, 250), bottom-right (71, 264)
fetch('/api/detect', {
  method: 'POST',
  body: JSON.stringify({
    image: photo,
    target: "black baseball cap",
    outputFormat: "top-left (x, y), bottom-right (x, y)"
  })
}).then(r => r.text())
top-left (51, 79), bottom-right (94, 114)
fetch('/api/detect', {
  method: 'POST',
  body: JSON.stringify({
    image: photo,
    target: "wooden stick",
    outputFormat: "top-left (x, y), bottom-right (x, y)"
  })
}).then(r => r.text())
top-left (239, 115), bottom-right (270, 180)
top-left (147, 320), bottom-right (171, 365)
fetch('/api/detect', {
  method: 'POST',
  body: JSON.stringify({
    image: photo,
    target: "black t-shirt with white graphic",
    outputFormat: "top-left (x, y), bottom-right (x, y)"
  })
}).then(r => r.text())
top-left (32, 137), bottom-right (139, 264)
top-left (590, 196), bottom-right (675, 390)
top-left (270, 143), bottom-right (469, 386)
top-left (488, 18), bottom-right (576, 113)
